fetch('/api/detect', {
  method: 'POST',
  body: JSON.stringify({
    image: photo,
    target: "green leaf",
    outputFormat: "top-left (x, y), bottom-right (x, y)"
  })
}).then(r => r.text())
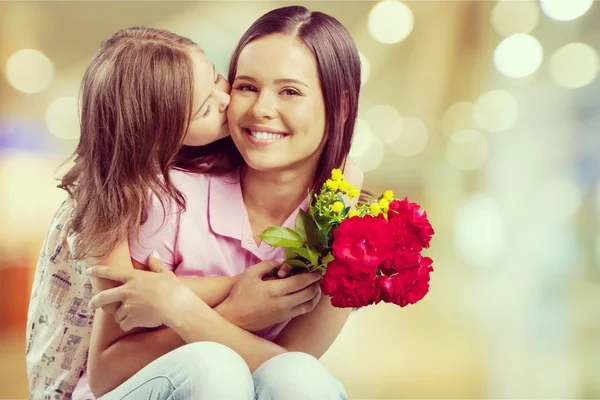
top-left (285, 246), bottom-right (319, 267)
top-left (321, 252), bottom-right (335, 267)
top-left (318, 228), bottom-right (331, 248)
top-left (259, 227), bottom-right (304, 248)
top-left (285, 257), bottom-right (310, 270)
top-left (295, 209), bottom-right (319, 249)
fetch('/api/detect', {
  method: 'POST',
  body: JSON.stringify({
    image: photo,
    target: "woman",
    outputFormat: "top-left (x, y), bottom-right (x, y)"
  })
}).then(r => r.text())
top-left (85, 5), bottom-right (363, 400)
top-left (26, 25), bottom-right (328, 400)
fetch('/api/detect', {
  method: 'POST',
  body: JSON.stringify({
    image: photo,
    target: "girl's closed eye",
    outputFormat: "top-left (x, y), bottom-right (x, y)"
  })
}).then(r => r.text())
top-left (202, 105), bottom-right (211, 117)
top-left (234, 83), bottom-right (256, 92)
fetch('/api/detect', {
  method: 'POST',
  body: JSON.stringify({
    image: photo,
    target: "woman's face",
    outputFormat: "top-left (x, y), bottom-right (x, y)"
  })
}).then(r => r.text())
top-left (183, 49), bottom-right (231, 146)
top-left (227, 34), bottom-right (327, 173)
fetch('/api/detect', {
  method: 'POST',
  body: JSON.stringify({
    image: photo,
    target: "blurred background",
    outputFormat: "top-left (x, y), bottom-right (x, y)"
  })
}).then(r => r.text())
top-left (1, 0), bottom-right (599, 399)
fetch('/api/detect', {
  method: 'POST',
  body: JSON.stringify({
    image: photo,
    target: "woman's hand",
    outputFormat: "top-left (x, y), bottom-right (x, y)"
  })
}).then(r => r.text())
top-left (217, 261), bottom-right (322, 332)
top-left (87, 252), bottom-right (201, 331)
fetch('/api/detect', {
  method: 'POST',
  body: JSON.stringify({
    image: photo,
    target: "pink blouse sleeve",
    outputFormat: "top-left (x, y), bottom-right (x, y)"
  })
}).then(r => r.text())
top-left (128, 193), bottom-right (180, 270)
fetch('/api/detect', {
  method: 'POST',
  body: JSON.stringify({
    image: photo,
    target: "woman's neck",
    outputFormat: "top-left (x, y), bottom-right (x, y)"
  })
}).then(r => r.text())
top-left (241, 164), bottom-right (317, 242)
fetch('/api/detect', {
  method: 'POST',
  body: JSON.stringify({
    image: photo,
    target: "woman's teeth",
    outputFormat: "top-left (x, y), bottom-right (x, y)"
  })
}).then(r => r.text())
top-left (250, 131), bottom-right (286, 141)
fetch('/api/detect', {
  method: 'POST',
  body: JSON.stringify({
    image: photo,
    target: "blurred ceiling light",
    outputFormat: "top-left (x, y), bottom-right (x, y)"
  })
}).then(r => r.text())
top-left (491, 0), bottom-right (540, 37)
top-left (454, 193), bottom-right (505, 268)
top-left (390, 116), bottom-right (428, 157)
top-left (442, 102), bottom-right (477, 136)
top-left (368, 0), bottom-right (414, 44)
top-left (5, 49), bottom-right (54, 94)
top-left (353, 135), bottom-right (384, 172)
top-left (473, 90), bottom-right (519, 133)
top-left (549, 42), bottom-right (600, 88)
top-left (365, 104), bottom-right (402, 144)
top-left (540, 0), bottom-right (594, 21)
top-left (349, 119), bottom-right (373, 158)
top-left (494, 34), bottom-right (544, 78)
top-left (359, 52), bottom-right (371, 87)
top-left (45, 97), bottom-right (80, 140)
top-left (446, 129), bottom-right (489, 171)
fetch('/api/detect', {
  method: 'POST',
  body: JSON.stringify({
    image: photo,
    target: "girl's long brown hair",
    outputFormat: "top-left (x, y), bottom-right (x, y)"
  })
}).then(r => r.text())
top-left (59, 27), bottom-right (237, 260)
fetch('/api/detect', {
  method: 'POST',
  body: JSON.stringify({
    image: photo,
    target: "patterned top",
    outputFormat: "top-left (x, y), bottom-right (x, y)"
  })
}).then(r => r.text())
top-left (26, 200), bottom-right (94, 400)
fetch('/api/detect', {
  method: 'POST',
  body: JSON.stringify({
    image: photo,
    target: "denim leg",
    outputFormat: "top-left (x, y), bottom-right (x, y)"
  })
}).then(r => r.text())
top-left (253, 352), bottom-right (347, 400)
top-left (100, 342), bottom-right (254, 400)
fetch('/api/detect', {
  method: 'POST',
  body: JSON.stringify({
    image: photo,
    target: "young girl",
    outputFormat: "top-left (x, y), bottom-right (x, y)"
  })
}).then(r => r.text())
top-left (26, 26), bottom-right (328, 400)
top-left (85, 5), bottom-right (363, 400)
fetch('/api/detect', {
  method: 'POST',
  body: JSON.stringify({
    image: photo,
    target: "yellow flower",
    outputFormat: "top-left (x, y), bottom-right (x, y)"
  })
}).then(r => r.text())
top-left (383, 190), bottom-right (394, 200)
top-left (348, 187), bottom-right (360, 199)
top-left (379, 198), bottom-right (389, 211)
top-left (326, 179), bottom-right (339, 191)
top-left (331, 168), bottom-right (343, 181)
top-left (332, 201), bottom-right (344, 213)
top-left (370, 203), bottom-right (381, 216)
top-left (339, 179), bottom-right (350, 192)
top-left (348, 209), bottom-right (359, 218)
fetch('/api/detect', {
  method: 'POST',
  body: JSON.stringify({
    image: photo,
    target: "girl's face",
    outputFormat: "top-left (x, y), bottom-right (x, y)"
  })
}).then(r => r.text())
top-left (227, 34), bottom-right (327, 174)
top-left (183, 50), bottom-right (231, 146)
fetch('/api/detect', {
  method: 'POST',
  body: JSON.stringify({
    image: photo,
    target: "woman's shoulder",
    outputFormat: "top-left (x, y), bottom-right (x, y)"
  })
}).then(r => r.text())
top-left (169, 169), bottom-right (210, 191)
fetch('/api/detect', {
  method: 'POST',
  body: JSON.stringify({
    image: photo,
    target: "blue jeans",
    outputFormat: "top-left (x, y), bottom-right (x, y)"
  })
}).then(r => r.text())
top-left (99, 342), bottom-right (347, 400)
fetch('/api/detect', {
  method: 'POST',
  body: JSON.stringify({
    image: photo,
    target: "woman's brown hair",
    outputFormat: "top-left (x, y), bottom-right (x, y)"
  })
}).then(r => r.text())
top-left (59, 26), bottom-right (237, 260)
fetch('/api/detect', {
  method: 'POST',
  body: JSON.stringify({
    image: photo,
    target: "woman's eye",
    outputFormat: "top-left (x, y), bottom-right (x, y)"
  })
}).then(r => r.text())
top-left (202, 105), bottom-right (211, 117)
top-left (282, 88), bottom-right (300, 96)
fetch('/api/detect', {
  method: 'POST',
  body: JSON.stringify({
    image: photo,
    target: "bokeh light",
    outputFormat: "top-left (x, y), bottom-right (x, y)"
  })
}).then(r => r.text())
top-left (491, 0), bottom-right (540, 37)
top-left (446, 129), bottom-right (489, 171)
top-left (5, 49), bottom-right (54, 94)
top-left (540, 0), bottom-right (594, 22)
top-left (359, 52), bottom-right (372, 87)
top-left (549, 43), bottom-right (600, 88)
top-left (390, 116), bottom-right (428, 157)
top-left (442, 102), bottom-right (477, 136)
top-left (349, 119), bottom-right (374, 159)
top-left (353, 135), bottom-right (384, 172)
top-left (368, 0), bottom-right (414, 44)
top-left (533, 178), bottom-right (582, 224)
top-left (455, 193), bottom-right (506, 269)
top-left (494, 34), bottom-right (544, 78)
top-left (45, 97), bottom-right (80, 140)
top-left (0, 153), bottom-right (67, 248)
top-left (473, 90), bottom-right (519, 133)
top-left (365, 104), bottom-right (402, 144)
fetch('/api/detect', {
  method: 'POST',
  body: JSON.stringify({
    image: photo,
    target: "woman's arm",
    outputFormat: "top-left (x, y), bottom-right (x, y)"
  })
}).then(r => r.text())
top-left (273, 295), bottom-right (351, 358)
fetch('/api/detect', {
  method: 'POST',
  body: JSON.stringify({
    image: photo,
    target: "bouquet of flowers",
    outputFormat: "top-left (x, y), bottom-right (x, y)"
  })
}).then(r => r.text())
top-left (259, 168), bottom-right (435, 308)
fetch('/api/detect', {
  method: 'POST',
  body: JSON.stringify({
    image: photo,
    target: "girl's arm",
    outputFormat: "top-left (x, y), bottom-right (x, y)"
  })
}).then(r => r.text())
top-left (87, 248), bottom-right (287, 397)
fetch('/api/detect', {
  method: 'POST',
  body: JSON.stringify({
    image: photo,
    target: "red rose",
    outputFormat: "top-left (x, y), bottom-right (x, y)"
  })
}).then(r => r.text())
top-left (376, 256), bottom-right (433, 307)
top-left (388, 198), bottom-right (434, 250)
top-left (380, 248), bottom-right (421, 275)
top-left (321, 259), bottom-right (378, 308)
top-left (332, 215), bottom-right (393, 268)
